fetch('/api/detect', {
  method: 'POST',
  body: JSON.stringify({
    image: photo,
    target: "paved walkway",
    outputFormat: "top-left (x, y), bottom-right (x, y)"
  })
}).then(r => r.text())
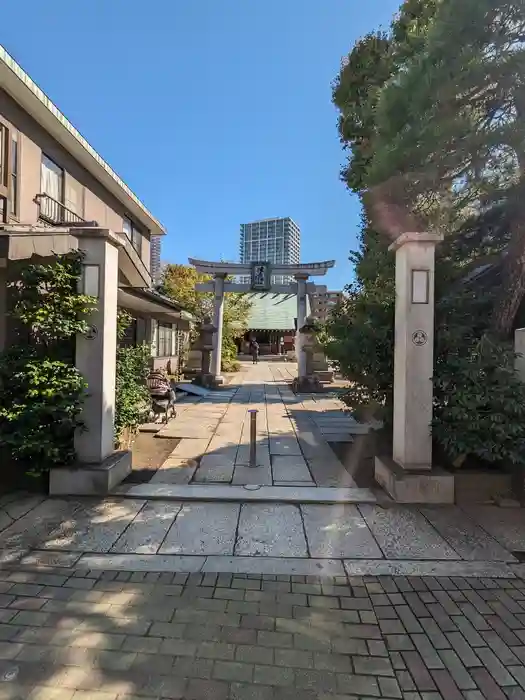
top-left (0, 567), bottom-right (525, 698)
top-left (145, 361), bottom-right (366, 488)
top-left (0, 363), bottom-right (525, 577)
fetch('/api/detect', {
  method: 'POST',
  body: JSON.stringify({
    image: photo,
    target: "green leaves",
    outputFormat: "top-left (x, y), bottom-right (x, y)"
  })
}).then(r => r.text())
top-left (115, 342), bottom-right (151, 441)
top-left (9, 251), bottom-right (96, 351)
top-left (0, 252), bottom-right (92, 473)
top-left (329, 0), bottom-right (525, 468)
top-left (161, 263), bottom-right (252, 373)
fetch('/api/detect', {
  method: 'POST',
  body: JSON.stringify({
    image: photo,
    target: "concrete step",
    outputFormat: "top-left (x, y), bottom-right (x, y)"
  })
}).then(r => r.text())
top-left (113, 483), bottom-right (378, 505)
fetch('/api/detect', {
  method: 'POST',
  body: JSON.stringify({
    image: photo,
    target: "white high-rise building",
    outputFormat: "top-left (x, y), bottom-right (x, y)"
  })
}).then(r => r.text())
top-left (239, 217), bottom-right (300, 284)
top-left (150, 235), bottom-right (162, 284)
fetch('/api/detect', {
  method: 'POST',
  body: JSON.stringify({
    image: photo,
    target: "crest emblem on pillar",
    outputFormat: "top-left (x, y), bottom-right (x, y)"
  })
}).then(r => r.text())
top-left (251, 262), bottom-right (271, 291)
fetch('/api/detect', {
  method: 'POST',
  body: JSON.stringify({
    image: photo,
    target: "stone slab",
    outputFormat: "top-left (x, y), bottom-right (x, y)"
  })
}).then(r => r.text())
top-left (420, 506), bottom-right (517, 562)
top-left (139, 423), bottom-right (162, 433)
top-left (169, 439), bottom-right (210, 459)
top-left (42, 499), bottom-right (145, 553)
top-left (193, 460), bottom-right (235, 483)
top-left (307, 459), bottom-right (357, 488)
top-left (114, 484), bottom-right (377, 504)
top-left (302, 504), bottom-right (383, 559)
top-left (110, 502), bottom-right (182, 554)
top-left (272, 455), bottom-right (312, 482)
top-left (463, 505), bottom-right (525, 551)
top-left (160, 427), bottom-right (215, 439)
top-left (375, 456), bottom-right (455, 504)
top-left (236, 446), bottom-right (271, 466)
top-left (76, 553), bottom-right (206, 572)
top-left (18, 550), bottom-right (82, 567)
top-left (151, 458), bottom-right (198, 484)
top-left (344, 560), bottom-right (516, 578)
top-left (160, 502), bottom-right (240, 555)
top-left (202, 556), bottom-right (345, 576)
top-left (359, 505), bottom-right (460, 560)
top-left (235, 504), bottom-right (307, 557)
top-left (175, 383), bottom-right (210, 397)
top-left (269, 437), bottom-right (302, 456)
top-left (49, 451), bottom-right (132, 496)
top-left (232, 465), bottom-right (273, 486)
top-left (3, 495), bottom-right (44, 521)
top-left (0, 498), bottom-right (86, 551)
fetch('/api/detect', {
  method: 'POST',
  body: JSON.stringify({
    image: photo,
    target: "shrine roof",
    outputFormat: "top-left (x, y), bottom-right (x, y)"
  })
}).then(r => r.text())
top-left (245, 292), bottom-right (310, 331)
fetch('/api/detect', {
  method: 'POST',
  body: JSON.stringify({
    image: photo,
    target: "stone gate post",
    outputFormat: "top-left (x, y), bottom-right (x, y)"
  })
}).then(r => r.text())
top-left (375, 232), bottom-right (454, 503)
top-left (295, 274), bottom-right (308, 378)
top-left (211, 273), bottom-right (226, 384)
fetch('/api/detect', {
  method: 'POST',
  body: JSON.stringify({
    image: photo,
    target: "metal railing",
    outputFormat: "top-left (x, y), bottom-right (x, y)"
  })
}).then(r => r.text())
top-left (35, 193), bottom-right (85, 226)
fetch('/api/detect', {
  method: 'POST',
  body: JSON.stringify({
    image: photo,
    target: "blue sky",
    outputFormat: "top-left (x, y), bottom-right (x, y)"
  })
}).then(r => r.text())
top-left (3, 0), bottom-right (400, 289)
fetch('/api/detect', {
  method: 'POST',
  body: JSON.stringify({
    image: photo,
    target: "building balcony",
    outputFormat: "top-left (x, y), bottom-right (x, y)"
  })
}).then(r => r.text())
top-left (35, 193), bottom-right (86, 226)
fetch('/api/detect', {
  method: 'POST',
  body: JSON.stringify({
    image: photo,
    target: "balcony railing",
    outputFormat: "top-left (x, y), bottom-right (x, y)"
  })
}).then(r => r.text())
top-left (35, 193), bottom-right (85, 226)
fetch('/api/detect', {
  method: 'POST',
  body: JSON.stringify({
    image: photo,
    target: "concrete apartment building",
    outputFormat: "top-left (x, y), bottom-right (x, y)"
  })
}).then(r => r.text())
top-left (0, 45), bottom-right (191, 473)
top-left (239, 217), bottom-right (300, 284)
top-left (150, 235), bottom-right (162, 283)
top-left (311, 287), bottom-right (343, 322)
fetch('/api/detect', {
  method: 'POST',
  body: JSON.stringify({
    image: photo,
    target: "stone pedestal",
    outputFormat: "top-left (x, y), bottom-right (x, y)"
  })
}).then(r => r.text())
top-left (182, 348), bottom-right (203, 377)
top-left (312, 346), bottom-right (333, 383)
top-left (375, 232), bottom-right (447, 502)
top-left (375, 455), bottom-right (454, 504)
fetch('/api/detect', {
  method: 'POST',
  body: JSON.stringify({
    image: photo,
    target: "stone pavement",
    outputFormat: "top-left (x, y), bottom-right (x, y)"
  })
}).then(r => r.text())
top-left (0, 567), bottom-right (524, 698)
top-left (146, 362), bottom-right (366, 488)
top-left (1, 493), bottom-right (525, 579)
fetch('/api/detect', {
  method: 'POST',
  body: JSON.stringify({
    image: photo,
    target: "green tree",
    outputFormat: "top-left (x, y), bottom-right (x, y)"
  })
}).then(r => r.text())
top-left (369, 0), bottom-right (525, 334)
top-left (0, 252), bottom-right (94, 472)
top-left (327, 0), bottom-right (525, 469)
top-left (326, 1), bottom-right (438, 417)
top-left (161, 263), bottom-right (252, 372)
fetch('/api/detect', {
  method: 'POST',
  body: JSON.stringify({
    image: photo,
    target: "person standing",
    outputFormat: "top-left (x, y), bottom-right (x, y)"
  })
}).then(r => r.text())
top-left (251, 339), bottom-right (260, 364)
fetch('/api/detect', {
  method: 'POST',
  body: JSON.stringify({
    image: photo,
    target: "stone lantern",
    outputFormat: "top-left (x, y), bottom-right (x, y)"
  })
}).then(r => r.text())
top-left (292, 316), bottom-right (323, 393)
top-left (192, 316), bottom-right (217, 388)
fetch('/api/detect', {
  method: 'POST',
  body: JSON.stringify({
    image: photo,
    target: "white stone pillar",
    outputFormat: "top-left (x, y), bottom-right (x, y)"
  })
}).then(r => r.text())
top-left (211, 273), bottom-right (226, 381)
top-left (390, 232), bottom-right (442, 470)
top-left (296, 275), bottom-right (308, 378)
top-left (74, 230), bottom-right (121, 464)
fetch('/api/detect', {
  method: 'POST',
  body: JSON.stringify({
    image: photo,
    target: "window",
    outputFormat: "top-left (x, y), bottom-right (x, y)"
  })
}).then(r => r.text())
top-left (0, 123), bottom-right (9, 219)
top-left (10, 132), bottom-right (18, 217)
top-left (157, 323), bottom-right (172, 357)
top-left (123, 215), bottom-right (142, 254)
top-left (41, 154), bottom-right (64, 202)
top-left (0, 124), bottom-right (7, 190)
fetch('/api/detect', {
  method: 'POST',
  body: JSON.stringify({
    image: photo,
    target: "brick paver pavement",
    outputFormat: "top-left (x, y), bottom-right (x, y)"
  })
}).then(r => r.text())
top-left (0, 567), bottom-right (524, 698)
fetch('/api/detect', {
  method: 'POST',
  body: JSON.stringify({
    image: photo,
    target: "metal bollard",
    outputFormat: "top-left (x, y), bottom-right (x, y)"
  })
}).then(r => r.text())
top-left (249, 409), bottom-right (258, 467)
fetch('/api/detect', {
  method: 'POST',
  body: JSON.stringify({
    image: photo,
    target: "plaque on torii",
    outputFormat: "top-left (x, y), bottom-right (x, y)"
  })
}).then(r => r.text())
top-left (251, 262), bottom-right (271, 291)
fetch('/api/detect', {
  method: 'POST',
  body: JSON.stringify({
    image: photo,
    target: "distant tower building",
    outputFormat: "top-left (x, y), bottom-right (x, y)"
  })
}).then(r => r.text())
top-left (150, 235), bottom-right (162, 285)
top-left (239, 217), bottom-right (300, 284)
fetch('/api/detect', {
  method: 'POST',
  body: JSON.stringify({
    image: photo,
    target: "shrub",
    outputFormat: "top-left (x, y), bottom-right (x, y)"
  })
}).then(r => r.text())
top-left (0, 348), bottom-right (87, 470)
top-left (0, 252), bottom-right (94, 473)
top-left (114, 311), bottom-right (151, 443)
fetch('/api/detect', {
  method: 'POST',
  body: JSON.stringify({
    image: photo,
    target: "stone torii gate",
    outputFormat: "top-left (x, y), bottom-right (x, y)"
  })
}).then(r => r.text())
top-left (189, 258), bottom-right (335, 384)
